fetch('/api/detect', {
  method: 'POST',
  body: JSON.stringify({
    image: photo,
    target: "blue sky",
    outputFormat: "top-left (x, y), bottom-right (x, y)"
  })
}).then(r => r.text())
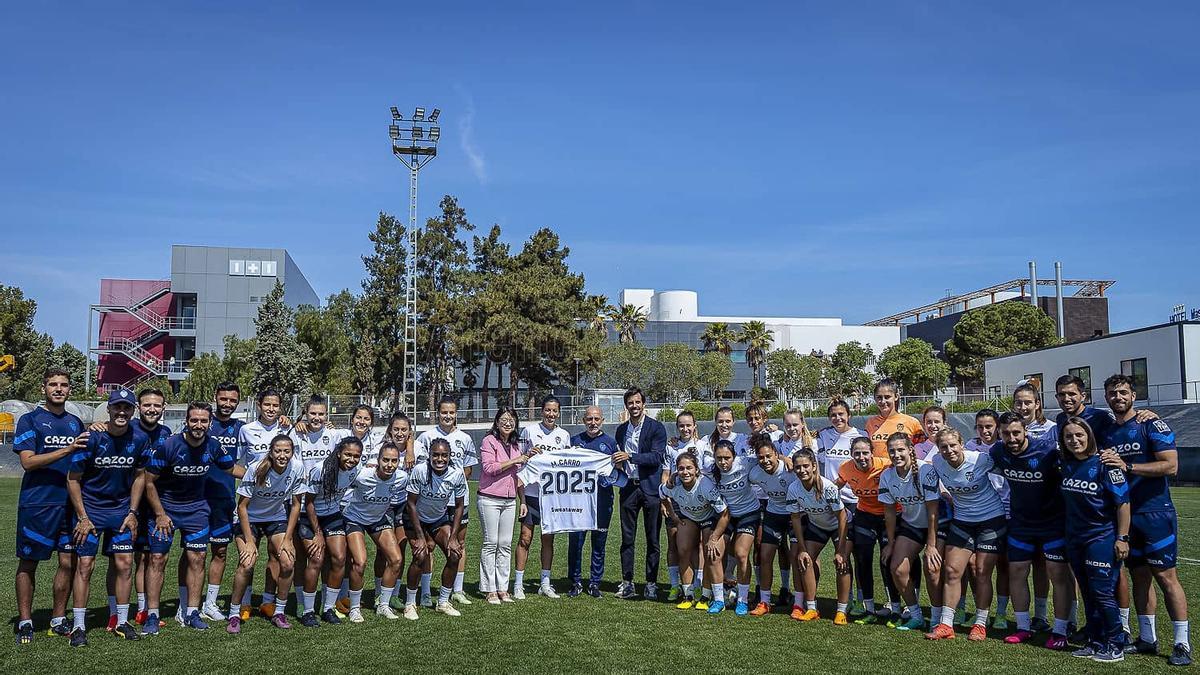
top-left (3, 2), bottom-right (1199, 350)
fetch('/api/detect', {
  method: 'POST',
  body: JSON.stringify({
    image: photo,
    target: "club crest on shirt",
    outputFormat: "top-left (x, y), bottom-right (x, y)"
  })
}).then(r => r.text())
top-left (964, 470), bottom-right (974, 481)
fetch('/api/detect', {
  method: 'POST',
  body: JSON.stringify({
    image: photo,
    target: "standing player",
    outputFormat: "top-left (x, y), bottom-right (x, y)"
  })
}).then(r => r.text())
top-left (746, 434), bottom-right (796, 616)
top-left (660, 451), bottom-right (729, 613)
top-left (413, 397), bottom-right (477, 607)
top-left (697, 406), bottom-right (740, 474)
top-left (142, 402), bottom-right (236, 634)
top-left (13, 369), bottom-right (85, 645)
top-left (787, 446), bottom-right (851, 624)
top-left (661, 410), bottom-right (700, 602)
top-left (118, 388), bottom-right (171, 628)
top-left (567, 406), bottom-right (618, 598)
top-left (817, 399), bottom-right (866, 615)
top-left (865, 379), bottom-right (923, 458)
top-left (837, 437), bottom-right (900, 623)
top-left (200, 382), bottom-right (244, 623)
top-left (65, 388), bottom-right (149, 645)
top-left (913, 406), bottom-right (947, 460)
top-left (964, 408), bottom-right (1008, 629)
top-left (234, 389), bottom-right (288, 620)
top-left (772, 408), bottom-right (814, 611)
top-left (376, 412), bottom-right (414, 611)
top-left (708, 440), bottom-right (760, 615)
top-left (403, 439), bottom-right (468, 619)
top-left (878, 433), bottom-right (942, 632)
top-left (343, 441), bottom-right (407, 622)
top-left (989, 413), bottom-right (1075, 649)
top-left (926, 428), bottom-right (1006, 642)
top-left (515, 395), bottom-right (571, 599)
top-left (1012, 380), bottom-right (1056, 439)
top-left (226, 434), bottom-right (306, 633)
top-left (1059, 416), bottom-right (1131, 663)
top-left (1097, 375), bottom-right (1191, 666)
top-left (298, 437), bottom-right (363, 626)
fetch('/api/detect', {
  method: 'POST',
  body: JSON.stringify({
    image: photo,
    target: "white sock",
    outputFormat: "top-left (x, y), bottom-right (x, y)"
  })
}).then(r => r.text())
top-left (186, 605), bottom-right (198, 620)
top-left (323, 586), bottom-right (339, 611)
top-left (837, 601), bottom-right (848, 614)
top-left (941, 606), bottom-right (956, 627)
top-left (1034, 596), bottom-right (1048, 620)
top-left (711, 584), bottom-right (723, 600)
top-left (683, 584), bottom-right (693, 599)
top-left (780, 570), bottom-right (790, 589)
top-left (439, 586), bottom-right (452, 604)
top-left (72, 608), bottom-right (86, 631)
top-left (1016, 611), bottom-right (1031, 630)
top-left (760, 590), bottom-right (770, 604)
top-left (1053, 618), bottom-right (1070, 636)
top-left (514, 570), bottom-right (525, 589)
top-left (695, 568), bottom-right (704, 588)
top-left (540, 569), bottom-right (551, 585)
top-left (406, 587), bottom-right (418, 606)
top-left (908, 603), bottom-right (923, 620)
top-left (242, 587), bottom-right (252, 605)
top-left (996, 595), bottom-right (1009, 616)
top-left (1174, 621), bottom-right (1190, 647)
top-left (116, 604), bottom-right (129, 625)
top-left (206, 584), bottom-right (220, 607)
top-left (420, 573), bottom-right (432, 599)
top-left (1120, 607), bottom-right (1131, 632)
top-left (107, 595), bottom-right (117, 615)
top-left (794, 591), bottom-right (805, 608)
top-left (379, 586), bottom-right (393, 606)
top-left (455, 572), bottom-right (465, 593)
top-left (137, 593), bottom-right (146, 612)
top-left (737, 584), bottom-right (749, 603)
top-left (301, 591), bottom-right (315, 614)
top-left (668, 566), bottom-right (680, 587)
top-left (975, 608), bottom-right (989, 627)
top-left (263, 591), bottom-right (276, 605)
top-left (701, 587), bottom-right (712, 599)
top-left (807, 599), bottom-right (817, 611)
top-left (228, 604), bottom-right (240, 620)
top-left (349, 589), bottom-right (362, 610)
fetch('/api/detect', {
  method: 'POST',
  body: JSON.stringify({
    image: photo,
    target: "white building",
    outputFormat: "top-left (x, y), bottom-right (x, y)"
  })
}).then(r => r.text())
top-left (985, 320), bottom-right (1200, 405)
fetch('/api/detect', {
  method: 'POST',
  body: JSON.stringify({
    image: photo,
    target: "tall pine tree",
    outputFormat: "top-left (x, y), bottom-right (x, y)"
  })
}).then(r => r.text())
top-left (360, 212), bottom-right (407, 409)
top-left (251, 280), bottom-right (312, 399)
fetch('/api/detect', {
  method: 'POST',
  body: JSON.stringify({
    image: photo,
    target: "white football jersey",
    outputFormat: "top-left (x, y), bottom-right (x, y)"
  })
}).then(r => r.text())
top-left (931, 449), bottom-right (1004, 523)
top-left (236, 457), bottom-right (307, 523)
top-left (662, 437), bottom-right (699, 474)
top-left (966, 437), bottom-right (1011, 512)
top-left (695, 432), bottom-right (740, 476)
top-left (516, 447), bottom-right (624, 534)
top-left (817, 426), bottom-right (865, 503)
top-left (711, 455), bottom-right (759, 517)
top-left (237, 419), bottom-right (287, 467)
top-left (748, 461), bottom-right (797, 515)
top-left (290, 426), bottom-right (351, 472)
top-left (787, 478), bottom-right (844, 531)
top-left (878, 461), bottom-right (941, 527)
top-left (342, 465), bottom-right (409, 524)
top-left (305, 463), bottom-right (358, 517)
top-left (406, 462), bottom-right (467, 523)
top-left (660, 476), bottom-right (726, 522)
top-left (414, 426), bottom-right (478, 506)
top-left (518, 423), bottom-right (573, 497)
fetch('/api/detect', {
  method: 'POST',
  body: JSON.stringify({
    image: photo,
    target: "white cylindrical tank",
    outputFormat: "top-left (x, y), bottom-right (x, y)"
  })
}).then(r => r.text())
top-left (653, 290), bottom-right (698, 321)
top-left (621, 289), bottom-right (655, 313)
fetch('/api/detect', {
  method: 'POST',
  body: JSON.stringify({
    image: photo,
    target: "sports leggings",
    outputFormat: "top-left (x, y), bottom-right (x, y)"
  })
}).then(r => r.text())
top-left (851, 510), bottom-right (898, 604)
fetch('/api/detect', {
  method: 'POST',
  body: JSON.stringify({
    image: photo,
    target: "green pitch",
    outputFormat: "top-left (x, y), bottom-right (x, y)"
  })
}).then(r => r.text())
top-left (1, 480), bottom-right (1196, 673)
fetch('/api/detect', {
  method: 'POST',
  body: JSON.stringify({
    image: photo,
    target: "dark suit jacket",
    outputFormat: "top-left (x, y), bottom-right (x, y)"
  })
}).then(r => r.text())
top-left (614, 416), bottom-right (667, 498)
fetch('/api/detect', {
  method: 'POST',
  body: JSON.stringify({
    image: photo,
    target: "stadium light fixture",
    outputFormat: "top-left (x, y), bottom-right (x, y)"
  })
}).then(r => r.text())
top-left (413, 107), bottom-right (425, 121)
top-left (390, 106), bottom-right (402, 121)
top-left (412, 125), bottom-right (424, 140)
top-left (429, 126), bottom-right (440, 141)
top-left (389, 124), bottom-right (401, 140)
top-left (429, 108), bottom-right (441, 122)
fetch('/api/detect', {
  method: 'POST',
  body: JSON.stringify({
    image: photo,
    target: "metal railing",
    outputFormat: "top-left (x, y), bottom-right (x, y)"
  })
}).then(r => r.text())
top-left (988, 380), bottom-right (1200, 406)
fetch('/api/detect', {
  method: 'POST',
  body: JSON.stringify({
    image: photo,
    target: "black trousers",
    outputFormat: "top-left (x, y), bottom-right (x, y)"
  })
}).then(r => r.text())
top-left (619, 484), bottom-right (661, 583)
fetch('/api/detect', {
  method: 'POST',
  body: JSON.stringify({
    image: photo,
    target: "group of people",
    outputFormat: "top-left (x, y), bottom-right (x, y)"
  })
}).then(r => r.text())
top-left (9, 369), bottom-right (1193, 666)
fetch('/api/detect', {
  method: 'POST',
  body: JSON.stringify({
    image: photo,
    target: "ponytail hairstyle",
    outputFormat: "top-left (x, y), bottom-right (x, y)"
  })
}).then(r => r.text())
top-left (709, 406), bottom-right (735, 452)
top-left (711, 438), bottom-right (736, 484)
top-left (1013, 379), bottom-right (1047, 424)
top-left (849, 435), bottom-right (873, 458)
top-left (790, 445), bottom-right (822, 491)
top-left (256, 434), bottom-right (294, 486)
top-left (786, 407), bottom-right (815, 448)
top-left (322, 436), bottom-right (364, 500)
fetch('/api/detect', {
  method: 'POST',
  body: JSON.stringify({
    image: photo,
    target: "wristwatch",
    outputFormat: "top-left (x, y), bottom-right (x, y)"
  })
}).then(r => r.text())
top-left (1117, 534), bottom-right (1130, 542)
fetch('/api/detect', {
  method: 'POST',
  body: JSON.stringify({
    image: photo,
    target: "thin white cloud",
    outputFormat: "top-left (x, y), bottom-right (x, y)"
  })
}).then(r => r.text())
top-left (456, 86), bottom-right (488, 184)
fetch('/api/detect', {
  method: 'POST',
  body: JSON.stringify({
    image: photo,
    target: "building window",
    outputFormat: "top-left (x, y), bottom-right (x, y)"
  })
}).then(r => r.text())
top-left (1068, 367), bottom-right (1092, 395)
top-left (729, 350), bottom-right (747, 365)
top-left (1120, 358), bottom-right (1149, 399)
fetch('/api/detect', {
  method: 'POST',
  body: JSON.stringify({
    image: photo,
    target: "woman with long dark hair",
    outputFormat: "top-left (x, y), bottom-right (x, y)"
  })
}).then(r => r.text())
top-left (478, 406), bottom-right (528, 604)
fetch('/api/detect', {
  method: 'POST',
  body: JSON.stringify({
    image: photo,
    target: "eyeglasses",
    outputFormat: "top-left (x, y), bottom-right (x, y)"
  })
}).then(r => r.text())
top-left (499, 418), bottom-right (516, 426)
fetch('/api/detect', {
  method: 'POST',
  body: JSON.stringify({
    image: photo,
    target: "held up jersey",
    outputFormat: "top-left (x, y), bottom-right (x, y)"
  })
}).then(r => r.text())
top-left (517, 447), bottom-right (625, 534)
top-left (342, 466), bottom-right (409, 524)
top-left (878, 461), bottom-right (940, 528)
top-left (406, 462), bottom-right (468, 523)
top-left (660, 476), bottom-right (727, 523)
top-left (817, 426), bottom-right (865, 503)
top-left (787, 479), bottom-right (844, 531)
top-left (236, 458), bottom-right (307, 523)
top-left (518, 423), bottom-right (572, 497)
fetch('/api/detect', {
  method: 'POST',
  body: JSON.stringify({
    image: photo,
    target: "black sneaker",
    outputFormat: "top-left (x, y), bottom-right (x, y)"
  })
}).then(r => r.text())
top-left (615, 582), bottom-right (636, 600)
top-left (1125, 638), bottom-right (1158, 655)
top-left (320, 609), bottom-right (342, 625)
top-left (15, 623), bottom-right (34, 645)
top-left (774, 589), bottom-right (791, 607)
top-left (48, 622), bottom-right (71, 637)
top-left (567, 583), bottom-right (583, 598)
top-left (69, 627), bottom-right (87, 648)
top-left (299, 612), bottom-right (320, 628)
top-left (114, 622), bottom-right (140, 641)
top-left (587, 584), bottom-right (602, 599)
top-left (1169, 644), bottom-right (1193, 667)
top-left (1031, 617), bottom-right (1051, 633)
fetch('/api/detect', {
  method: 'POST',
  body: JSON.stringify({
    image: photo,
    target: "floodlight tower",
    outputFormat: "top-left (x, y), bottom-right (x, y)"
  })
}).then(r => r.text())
top-left (389, 105), bottom-right (441, 418)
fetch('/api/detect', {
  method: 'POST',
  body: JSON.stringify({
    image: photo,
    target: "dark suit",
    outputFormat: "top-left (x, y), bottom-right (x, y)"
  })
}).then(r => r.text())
top-left (614, 416), bottom-right (667, 583)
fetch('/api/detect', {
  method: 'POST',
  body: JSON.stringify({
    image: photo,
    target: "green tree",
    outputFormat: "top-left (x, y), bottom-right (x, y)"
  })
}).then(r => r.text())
top-left (738, 320), bottom-right (774, 391)
top-left (699, 322), bottom-right (737, 356)
top-left (698, 351), bottom-right (735, 400)
top-left (251, 280), bottom-right (312, 398)
top-left (360, 211), bottom-right (407, 409)
top-left (461, 224), bottom-right (512, 410)
top-left (826, 341), bottom-right (875, 400)
top-left (295, 290), bottom-right (359, 395)
top-left (584, 295), bottom-right (614, 335)
top-left (650, 342), bottom-right (702, 403)
top-left (611, 303), bottom-right (648, 344)
top-left (876, 338), bottom-right (951, 396)
top-left (48, 342), bottom-right (90, 395)
top-left (944, 301), bottom-right (1059, 383)
top-left (178, 351), bottom-right (225, 402)
top-left (766, 348), bottom-right (826, 403)
top-left (0, 285), bottom-right (52, 400)
top-left (596, 341), bottom-right (653, 390)
top-left (417, 196), bottom-right (475, 408)
top-left (221, 334), bottom-right (256, 395)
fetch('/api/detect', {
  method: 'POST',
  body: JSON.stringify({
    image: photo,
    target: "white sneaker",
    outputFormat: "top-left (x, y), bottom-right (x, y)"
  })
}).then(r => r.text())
top-left (436, 601), bottom-right (461, 617)
top-left (538, 583), bottom-right (560, 599)
top-left (376, 604), bottom-right (400, 620)
top-left (175, 607), bottom-right (186, 626)
top-left (200, 604), bottom-right (226, 622)
top-left (513, 586), bottom-right (527, 601)
top-left (347, 608), bottom-right (365, 623)
top-left (403, 604), bottom-right (419, 621)
top-left (451, 591), bottom-right (473, 605)
top-left (420, 594), bottom-right (435, 609)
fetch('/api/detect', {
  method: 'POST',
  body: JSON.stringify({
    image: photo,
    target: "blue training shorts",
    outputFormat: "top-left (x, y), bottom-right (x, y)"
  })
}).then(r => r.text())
top-left (1128, 510), bottom-right (1178, 570)
top-left (15, 504), bottom-right (73, 560)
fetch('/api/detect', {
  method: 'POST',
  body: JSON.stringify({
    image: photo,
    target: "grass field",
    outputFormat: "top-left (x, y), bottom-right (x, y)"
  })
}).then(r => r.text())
top-left (1, 479), bottom-right (1197, 673)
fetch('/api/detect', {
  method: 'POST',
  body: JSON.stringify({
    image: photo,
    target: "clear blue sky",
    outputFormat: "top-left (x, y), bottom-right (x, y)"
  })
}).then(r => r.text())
top-left (3, 2), bottom-right (1199, 350)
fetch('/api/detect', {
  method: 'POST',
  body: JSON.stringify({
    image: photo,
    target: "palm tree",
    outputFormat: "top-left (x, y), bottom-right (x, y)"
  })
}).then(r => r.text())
top-left (611, 303), bottom-right (648, 344)
top-left (739, 320), bottom-right (775, 391)
top-left (700, 322), bottom-right (737, 356)
top-left (584, 294), bottom-right (614, 334)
